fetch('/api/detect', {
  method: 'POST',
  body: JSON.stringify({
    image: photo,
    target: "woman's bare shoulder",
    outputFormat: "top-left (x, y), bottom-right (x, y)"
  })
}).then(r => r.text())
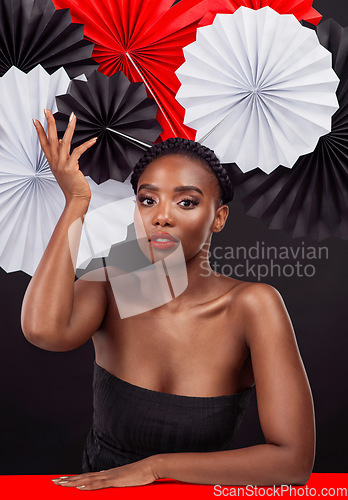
top-left (221, 277), bottom-right (285, 330)
top-left (232, 280), bottom-right (281, 304)
top-left (230, 280), bottom-right (292, 348)
top-left (216, 273), bottom-right (280, 304)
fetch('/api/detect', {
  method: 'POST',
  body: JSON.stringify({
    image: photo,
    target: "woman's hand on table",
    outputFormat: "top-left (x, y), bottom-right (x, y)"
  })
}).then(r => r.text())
top-left (52, 457), bottom-right (160, 490)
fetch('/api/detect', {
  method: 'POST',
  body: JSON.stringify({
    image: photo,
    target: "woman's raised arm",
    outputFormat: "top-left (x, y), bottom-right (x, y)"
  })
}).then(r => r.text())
top-left (21, 110), bottom-right (107, 352)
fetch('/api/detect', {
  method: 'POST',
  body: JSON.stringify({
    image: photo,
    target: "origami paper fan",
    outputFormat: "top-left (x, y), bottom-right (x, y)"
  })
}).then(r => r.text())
top-left (175, 7), bottom-right (339, 173)
top-left (52, 0), bottom-right (214, 140)
top-left (224, 20), bottom-right (348, 241)
top-left (54, 70), bottom-right (162, 184)
top-left (0, 66), bottom-right (135, 275)
top-left (0, 0), bottom-right (98, 78)
top-left (198, 0), bottom-right (322, 27)
top-left (74, 192), bottom-right (135, 270)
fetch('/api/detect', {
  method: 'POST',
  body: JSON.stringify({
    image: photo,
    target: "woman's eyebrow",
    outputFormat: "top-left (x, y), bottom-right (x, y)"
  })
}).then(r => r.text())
top-left (137, 184), bottom-right (204, 196)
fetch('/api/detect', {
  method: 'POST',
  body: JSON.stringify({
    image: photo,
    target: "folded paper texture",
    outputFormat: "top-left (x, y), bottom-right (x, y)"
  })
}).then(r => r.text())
top-left (198, 0), bottom-right (322, 27)
top-left (0, 66), bottom-right (136, 275)
top-left (0, 0), bottom-right (98, 78)
top-left (176, 7), bottom-right (339, 173)
top-left (223, 19), bottom-right (348, 240)
top-left (54, 70), bottom-right (162, 184)
top-left (52, 0), bottom-right (216, 140)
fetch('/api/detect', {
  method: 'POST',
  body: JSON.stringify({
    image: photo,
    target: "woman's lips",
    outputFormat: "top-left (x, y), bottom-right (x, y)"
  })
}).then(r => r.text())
top-left (149, 232), bottom-right (179, 250)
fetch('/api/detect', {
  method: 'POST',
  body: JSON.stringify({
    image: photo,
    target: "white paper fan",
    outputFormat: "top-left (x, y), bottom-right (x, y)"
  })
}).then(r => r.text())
top-left (74, 194), bottom-right (135, 270)
top-left (175, 6), bottom-right (340, 173)
top-left (0, 65), bottom-right (135, 275)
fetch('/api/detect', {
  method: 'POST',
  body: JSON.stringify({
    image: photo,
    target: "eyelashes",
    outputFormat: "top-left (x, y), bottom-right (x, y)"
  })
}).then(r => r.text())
top-left (137, 194), bottom-right (199, 209)
top-left (179, 198), bottom-right (200, 208)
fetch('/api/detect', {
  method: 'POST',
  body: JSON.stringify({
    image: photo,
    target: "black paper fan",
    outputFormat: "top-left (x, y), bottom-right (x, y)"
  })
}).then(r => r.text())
top-left (54, 70), bottom-right (162, 183)
top-left (0, 0), bottom-right (98, 78)
top-left (225, 19), bottom-right (348, 241)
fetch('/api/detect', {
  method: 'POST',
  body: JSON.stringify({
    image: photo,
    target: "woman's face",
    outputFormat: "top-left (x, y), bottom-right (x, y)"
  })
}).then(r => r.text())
top-left (134, 154), bottom-right (228, 263)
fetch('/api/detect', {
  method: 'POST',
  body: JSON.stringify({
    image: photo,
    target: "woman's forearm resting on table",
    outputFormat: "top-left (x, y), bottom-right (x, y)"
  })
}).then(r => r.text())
top-left (151, 443), bottom-right (313, 486)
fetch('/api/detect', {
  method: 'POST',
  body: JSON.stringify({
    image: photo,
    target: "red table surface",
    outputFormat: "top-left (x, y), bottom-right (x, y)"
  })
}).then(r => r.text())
top-left (0, 474), bottom-right (347, 498)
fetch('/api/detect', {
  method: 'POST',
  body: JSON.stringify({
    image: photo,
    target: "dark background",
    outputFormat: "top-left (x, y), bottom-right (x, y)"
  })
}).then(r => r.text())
top-left (0, 0), bottom-right (347, 474)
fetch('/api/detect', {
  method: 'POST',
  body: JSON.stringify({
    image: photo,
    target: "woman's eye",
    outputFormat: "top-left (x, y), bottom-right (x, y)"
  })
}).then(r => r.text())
top-left (178, 198), bottom-right (199, 208)
top-left (137, 195), bottom-right (199, 208)
top-left (138, 195), bottom-right (155, 206)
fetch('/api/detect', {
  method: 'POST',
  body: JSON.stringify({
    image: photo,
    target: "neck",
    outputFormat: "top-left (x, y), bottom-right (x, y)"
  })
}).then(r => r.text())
top-left (164, 237), bottom-right (220, 309)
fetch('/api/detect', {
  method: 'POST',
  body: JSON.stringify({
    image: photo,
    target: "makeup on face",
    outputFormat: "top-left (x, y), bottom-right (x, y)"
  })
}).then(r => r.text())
top-left (134, 155), bottom-right (220, 263)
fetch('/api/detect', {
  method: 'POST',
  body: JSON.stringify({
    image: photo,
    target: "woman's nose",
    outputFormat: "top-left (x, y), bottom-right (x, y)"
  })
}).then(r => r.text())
top-left (152, 201), bottom-right (174, 227)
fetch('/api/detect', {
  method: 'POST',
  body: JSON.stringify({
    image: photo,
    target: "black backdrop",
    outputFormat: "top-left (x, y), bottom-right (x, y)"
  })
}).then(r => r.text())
top-left (0, 0), bottom-right (347, 475)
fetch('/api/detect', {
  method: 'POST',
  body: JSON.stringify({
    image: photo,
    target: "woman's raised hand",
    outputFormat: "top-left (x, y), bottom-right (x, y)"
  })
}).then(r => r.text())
top-left (33, 109), bottom-right (98, 205)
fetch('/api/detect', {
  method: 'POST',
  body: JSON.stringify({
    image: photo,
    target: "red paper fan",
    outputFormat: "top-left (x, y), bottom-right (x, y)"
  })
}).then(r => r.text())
top-left (199, 0), bottom-right (322, 26)
top-left (52, 0), bottom-right (212, 140)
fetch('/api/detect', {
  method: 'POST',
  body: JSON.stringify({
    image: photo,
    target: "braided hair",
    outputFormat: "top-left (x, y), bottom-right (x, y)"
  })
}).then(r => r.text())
top-left (130, 138), bottom-right (234, 206)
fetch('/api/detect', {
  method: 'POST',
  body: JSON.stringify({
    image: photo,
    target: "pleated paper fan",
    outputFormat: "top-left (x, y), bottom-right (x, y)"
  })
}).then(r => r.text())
top-left (0, 0), bottom-right (98, 78)
top-left (224, 20), bottom-right (348, 241)
top-left (52, 0), bottom-right (215, 140)
top-left (317, 19), bottom-right (348, 98)
top-left (74, 191), bottom-right (136, 270)
top-left (176, 7), bottom-right (340, 173)
top-left (199, 0), bottom-right (322, 27)
top-left (54, 70), bottom-right (162, 184)
top-left (0, 66), bottom-right (135, 275)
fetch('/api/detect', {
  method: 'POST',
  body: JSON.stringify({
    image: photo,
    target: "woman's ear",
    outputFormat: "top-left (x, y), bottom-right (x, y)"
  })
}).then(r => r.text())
top-left (212, 204), bottom-right (229, 233)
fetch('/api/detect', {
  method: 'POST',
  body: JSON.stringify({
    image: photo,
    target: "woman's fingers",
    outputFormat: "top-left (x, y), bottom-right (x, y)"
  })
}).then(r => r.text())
top-left (59, 112), bottom-right (99, 163)
top-left (70, 137), bottom-right (98, 163)
top-left (32, 110), bottom-right (96, 202)
top-left (34, 109), bottom-right (98, 170)
top-left (60, 112), bottom-right (77, 157)
top-left (53, 471), bottom-right (111, 490)
top-left (33, 119), bottom-right (51, 163)
top-left (44, 109), bottom-right (59, 164)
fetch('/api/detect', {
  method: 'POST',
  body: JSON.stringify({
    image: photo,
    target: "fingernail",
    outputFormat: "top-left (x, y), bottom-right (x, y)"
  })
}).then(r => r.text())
top-left (90, 137), bottom-right (98, 142)
top-left (44, 109), bottom-right (49, 118)
top-left (32, 119), bottom-right (37, 127)
top-left (59, 476), bottom-right (68, 479)
top-left (69, 112), bottom-right (75, 122)
top-left (59, 481), bottom-right (69, 484)
top-left (77, 485), bottom-right (86, 489)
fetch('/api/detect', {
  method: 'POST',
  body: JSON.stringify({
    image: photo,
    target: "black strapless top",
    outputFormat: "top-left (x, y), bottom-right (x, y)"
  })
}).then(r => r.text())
top-left (82, 361), bottom-right (254, 472)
